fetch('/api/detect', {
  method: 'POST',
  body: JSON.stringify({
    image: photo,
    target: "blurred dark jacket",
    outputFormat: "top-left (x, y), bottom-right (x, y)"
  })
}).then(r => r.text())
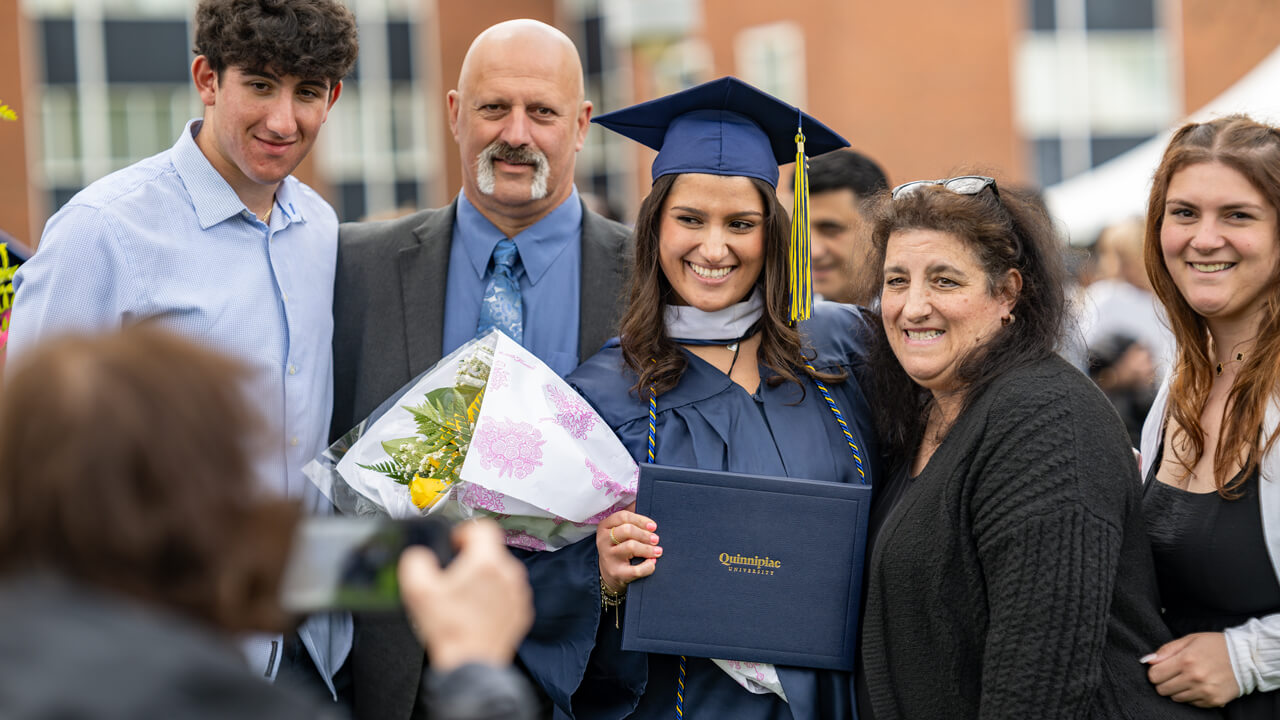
top-left (0, 573), bottom-right (538, 720)
top-left (0, 573), bottom-right (335, 720)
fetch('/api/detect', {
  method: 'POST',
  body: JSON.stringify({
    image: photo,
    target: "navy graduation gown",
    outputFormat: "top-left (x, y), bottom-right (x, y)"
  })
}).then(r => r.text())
top-left (518, 302), bottom-right (880, 720)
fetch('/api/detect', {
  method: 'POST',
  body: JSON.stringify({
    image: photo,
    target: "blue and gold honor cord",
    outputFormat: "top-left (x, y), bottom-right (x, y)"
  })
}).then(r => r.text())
top-left (807, 365), bottom-right (867, 482)
top-left (647, 385), bottom-right (683, 717)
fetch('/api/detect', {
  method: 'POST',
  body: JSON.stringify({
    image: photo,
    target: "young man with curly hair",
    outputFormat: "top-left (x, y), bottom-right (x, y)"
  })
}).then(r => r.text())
top-left (8, 0), bottom-right (359, 704)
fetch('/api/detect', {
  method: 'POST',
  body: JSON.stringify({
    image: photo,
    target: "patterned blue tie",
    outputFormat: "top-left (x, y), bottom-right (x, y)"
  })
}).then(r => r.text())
top-left (477, 239), bottom-right (523, 344)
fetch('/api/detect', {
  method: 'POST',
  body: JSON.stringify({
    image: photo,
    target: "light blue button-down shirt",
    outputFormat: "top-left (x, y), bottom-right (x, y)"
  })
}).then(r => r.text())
top-left (442, 188), bottom-right (583, 376)
top-left (8, 118), bottom-right (350, 694)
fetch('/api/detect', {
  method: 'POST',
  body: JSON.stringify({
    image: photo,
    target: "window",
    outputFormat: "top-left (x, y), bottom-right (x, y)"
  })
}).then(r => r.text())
top-left (1016, 0), bottom-right (1171, 186)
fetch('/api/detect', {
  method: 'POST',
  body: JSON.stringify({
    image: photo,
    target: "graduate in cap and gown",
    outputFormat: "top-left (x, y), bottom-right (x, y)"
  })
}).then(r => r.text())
top-left (516, 77), bottom-right (881, 720)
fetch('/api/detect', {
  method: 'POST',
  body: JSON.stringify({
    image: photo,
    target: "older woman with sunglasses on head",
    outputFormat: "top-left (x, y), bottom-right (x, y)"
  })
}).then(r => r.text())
top-left (1138, 115), bottom-right (1280, 718)
top-left (856, 177), bottom-right (1218, 720)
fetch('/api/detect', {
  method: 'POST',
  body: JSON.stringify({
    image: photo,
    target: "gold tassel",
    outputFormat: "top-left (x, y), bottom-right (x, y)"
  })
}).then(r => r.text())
top-left (789, 127), bottom-right (812, 323)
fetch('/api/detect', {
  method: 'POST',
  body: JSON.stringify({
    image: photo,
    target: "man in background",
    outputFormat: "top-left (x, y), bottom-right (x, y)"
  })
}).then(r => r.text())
top-left (789, 148), bottom-right (889, 305)
top-left (8, 0), bottom-right (359, 702)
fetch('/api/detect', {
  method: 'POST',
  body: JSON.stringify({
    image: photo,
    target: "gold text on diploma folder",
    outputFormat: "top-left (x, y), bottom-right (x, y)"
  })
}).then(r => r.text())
top-left (719, 553), bottom-right (782, 576)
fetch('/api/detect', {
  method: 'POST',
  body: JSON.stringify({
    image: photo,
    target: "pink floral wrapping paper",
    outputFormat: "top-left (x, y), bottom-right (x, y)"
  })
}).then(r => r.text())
top-left (312, 330), bottom-right (637, 551)
top-left (459, 333), bottom-right (638, 525)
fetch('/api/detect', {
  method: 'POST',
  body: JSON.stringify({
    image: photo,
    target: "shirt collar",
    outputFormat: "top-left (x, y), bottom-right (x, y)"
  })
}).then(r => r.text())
top-left (273, 177), bottom-right (306, 226)
top-left (455, 187), bottom-right (582, 284)
top-left (172, 119), bottom-right (305, 230)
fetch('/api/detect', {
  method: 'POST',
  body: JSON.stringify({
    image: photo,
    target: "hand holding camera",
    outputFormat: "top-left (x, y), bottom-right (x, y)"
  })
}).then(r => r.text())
top-left (398, 520), bottom-right (534, 671)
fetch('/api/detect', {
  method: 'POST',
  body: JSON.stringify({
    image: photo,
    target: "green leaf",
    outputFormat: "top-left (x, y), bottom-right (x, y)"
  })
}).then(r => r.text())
top-left (458, 383), bottom-right (482, 407)
top-left (357, 460), bottom-right (412, 484)
top-left (380, 437), bottom-right (418, 458)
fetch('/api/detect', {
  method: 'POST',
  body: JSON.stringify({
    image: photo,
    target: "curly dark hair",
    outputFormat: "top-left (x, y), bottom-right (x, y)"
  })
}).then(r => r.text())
top-left (0, 325), bottom-right (300, 634)
top-left (194, 0), bottom-right (358, 84)
top-left (865, 181), bottom-right (1067, 460)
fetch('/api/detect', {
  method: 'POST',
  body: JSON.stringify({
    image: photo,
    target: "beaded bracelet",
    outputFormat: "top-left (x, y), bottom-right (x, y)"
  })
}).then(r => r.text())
top-left (600, 576), bottom-right (626, 629)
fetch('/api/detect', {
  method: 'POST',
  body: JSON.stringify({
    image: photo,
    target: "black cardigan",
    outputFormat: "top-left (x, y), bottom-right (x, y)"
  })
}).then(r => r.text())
top-left (860, 354), bottom-right (1221, 720)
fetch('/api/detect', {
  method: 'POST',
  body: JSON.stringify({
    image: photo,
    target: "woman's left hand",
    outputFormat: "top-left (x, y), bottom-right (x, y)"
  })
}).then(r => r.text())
top-left (1144, 632), bottom-right (1240, 707)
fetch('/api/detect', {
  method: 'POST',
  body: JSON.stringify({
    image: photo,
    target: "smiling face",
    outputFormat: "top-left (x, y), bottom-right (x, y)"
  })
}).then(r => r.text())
top-left (193, 59), bottom-right (339, 204)
top-left (448, 22), bottom-right (591, 234)
top-left (658, 173), bottom-right (767, 312)
top-left (1160, 161), bottom-right (1280, 333)
top-left (881, 228), bottom-right (1018, 397)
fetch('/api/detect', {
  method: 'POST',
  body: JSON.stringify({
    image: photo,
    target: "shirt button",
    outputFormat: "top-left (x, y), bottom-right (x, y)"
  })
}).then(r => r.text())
top-left (290, 437), bottom-right (299, 447)
top-left (288, 365), bottom-right (297, 375)
top-left (282, 292), bottom-right (289, 302)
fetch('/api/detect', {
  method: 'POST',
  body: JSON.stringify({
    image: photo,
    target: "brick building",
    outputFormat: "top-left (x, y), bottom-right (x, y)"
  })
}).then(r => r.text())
top-left (1, 0), bottom-right (1277, 248)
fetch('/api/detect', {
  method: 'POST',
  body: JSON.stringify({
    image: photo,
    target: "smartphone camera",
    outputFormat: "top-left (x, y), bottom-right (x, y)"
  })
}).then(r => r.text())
top-left (280, 515), bottom-right (454, 613)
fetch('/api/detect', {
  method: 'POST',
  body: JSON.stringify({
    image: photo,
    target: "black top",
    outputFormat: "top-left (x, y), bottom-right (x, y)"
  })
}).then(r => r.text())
top-left (859, 354), bottom-right (1219, 720)
top-left (1143, 452), bottom-right (1280, 719)
top-left (855, 462), bottom-right (911, 719)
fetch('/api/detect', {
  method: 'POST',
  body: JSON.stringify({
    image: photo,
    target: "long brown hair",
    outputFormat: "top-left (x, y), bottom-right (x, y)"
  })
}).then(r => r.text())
top-left (0, 325), bottom-right (299, 633)
top-left (619, 173), bottom-right (839, 396)
top-left (1144, 114), bottom-right (1280, 496)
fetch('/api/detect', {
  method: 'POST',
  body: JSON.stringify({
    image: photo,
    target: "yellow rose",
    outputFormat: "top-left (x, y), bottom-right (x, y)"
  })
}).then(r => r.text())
top-left (409, 474), bottom-right (450, 510)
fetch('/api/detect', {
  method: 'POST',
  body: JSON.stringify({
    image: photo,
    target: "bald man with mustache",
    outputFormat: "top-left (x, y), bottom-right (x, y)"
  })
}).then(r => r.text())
top-left (330, 19), bottom-right (631, 720)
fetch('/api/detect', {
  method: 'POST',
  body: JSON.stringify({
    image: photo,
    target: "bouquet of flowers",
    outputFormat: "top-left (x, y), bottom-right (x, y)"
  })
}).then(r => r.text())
top-left (305, 330), bottom-right (637, 550)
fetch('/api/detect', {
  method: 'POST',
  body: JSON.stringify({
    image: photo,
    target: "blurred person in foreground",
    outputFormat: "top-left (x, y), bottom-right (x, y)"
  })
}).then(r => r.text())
top-left (784, 149), bottom-right (888, 305)
top-left (857, 176), bottom-right (1218, 719)
top-left (7, 0), bottom-right (359, 697)
top-left (1138, 115), bottom-right (1280, 717)
top-left (0, 326), bottom-right (536, 720)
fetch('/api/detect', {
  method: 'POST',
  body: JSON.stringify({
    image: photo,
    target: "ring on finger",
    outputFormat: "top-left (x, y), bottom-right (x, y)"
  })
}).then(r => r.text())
top-left (609, 527), bottom-right (622, 545)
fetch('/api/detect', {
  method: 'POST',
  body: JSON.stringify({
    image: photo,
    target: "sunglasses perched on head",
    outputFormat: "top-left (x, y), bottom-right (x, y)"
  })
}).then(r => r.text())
top-left (890, 175), bottom-right (999, 200)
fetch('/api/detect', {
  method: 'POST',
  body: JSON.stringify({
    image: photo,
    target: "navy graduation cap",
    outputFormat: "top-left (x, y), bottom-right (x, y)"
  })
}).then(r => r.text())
top-left (592, 76), bottom-right (850, 322)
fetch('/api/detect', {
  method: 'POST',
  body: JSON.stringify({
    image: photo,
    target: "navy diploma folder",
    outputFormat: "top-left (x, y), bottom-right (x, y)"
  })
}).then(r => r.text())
top-left (621, 464), bottom-right (871, 671)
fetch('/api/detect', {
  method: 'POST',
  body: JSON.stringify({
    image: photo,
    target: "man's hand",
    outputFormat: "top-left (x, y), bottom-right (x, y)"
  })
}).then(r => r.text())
top-left (398, 519), bottom-right (533, 671)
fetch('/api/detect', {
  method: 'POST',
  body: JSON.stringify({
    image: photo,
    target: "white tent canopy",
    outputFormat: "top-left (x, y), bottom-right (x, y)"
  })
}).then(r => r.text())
top-left (1043, 44), bottom-right (1280, 246)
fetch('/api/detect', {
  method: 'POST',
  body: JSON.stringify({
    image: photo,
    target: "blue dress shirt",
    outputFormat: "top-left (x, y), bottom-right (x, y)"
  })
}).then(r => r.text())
top-left (8, 119), bottom-right (349, 695)
top-left (442, 189), bottom-right (583, 377)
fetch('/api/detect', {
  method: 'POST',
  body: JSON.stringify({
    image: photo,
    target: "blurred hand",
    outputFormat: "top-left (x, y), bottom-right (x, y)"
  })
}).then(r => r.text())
top-left (1145, 632), bottom-right (1240, 708)
top-left (398, 519), bottom-right (533, 671)
top-left (596, 502), bottom-right (661, 592)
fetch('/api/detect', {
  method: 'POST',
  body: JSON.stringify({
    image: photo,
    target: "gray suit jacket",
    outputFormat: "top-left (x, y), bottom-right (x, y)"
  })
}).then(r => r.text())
top-left (330, 198), bottom-right (632, 720)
